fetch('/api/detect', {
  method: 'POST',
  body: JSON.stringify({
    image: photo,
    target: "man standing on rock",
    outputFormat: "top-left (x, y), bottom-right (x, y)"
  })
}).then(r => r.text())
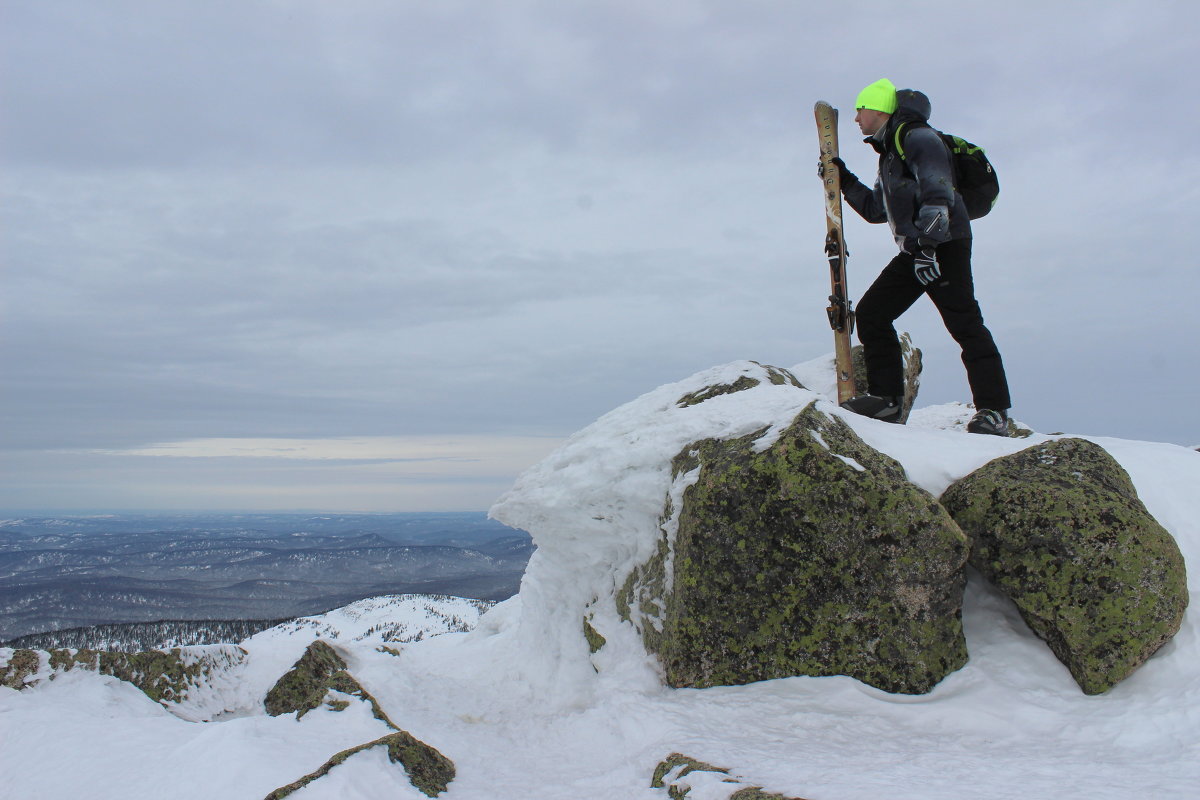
top-left (825, 78), bottom-right (1012, 436)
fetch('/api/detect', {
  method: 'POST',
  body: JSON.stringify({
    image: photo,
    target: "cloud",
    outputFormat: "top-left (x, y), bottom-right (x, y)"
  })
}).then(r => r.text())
top-left (1, 435), bottom-right (563, 512)
top-left (2, 1), bottom-right (1198, 510)
top-left (99, 434), bottom-right (562, 465)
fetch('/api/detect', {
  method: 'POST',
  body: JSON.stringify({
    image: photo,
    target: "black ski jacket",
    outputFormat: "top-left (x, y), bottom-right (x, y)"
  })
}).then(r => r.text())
top-left (841, 89), bottom-right (971, 253)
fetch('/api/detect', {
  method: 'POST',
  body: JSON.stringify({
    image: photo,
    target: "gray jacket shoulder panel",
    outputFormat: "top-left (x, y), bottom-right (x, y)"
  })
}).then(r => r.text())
top-left (901, 125), bottom-right (955, 209)
top-left (885, 123), bottom-right (972, 249)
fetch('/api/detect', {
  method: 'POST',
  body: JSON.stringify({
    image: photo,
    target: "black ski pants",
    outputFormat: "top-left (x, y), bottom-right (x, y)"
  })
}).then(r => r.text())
top-left (856, 238), bottom-right (1011, 411)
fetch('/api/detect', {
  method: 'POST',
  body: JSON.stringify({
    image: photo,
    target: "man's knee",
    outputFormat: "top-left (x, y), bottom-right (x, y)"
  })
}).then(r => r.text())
top-left (855, 301), bottom-right (894, 338)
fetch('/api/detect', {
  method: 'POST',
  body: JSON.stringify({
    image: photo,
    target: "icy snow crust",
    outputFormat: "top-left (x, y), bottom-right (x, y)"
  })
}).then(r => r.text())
top-left (2, 360), bottom-right (1198, 799)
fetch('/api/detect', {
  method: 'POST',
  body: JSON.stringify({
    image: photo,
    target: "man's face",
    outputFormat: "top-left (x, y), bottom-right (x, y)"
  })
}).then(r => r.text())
top-left (855, 108), bottom-right (890, 136)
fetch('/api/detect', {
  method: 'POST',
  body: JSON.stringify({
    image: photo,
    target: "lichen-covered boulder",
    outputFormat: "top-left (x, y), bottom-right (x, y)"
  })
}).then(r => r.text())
top-left (1, 645), bottom-right (242, 705)
top-left (619, 401), bottom-right (970, 694)
top-left (940, 438), bottom-right (1188, 694)
top-left (264, 640), bottom-right (349, 717)
top-left (264, 640), bottom-right (394, 725)
top-left (94, 648), bottom-right (214, 703)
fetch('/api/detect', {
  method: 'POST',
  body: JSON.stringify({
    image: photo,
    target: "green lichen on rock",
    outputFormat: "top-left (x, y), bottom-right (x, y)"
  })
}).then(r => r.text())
top-left (264, 640), bottom-right (394, 726)
top-left (4, 646), bottom-right (228, 705)
top-left (583, 616), bottom-right (607, 654)
top-left (96, 649), bottom-right (209, 703)
top-left (729, 789), bottom-right (803, 800)
top-left (382, 730), bottom-right (457, 796)
top-left (1005, 420), bottom-right (1035, 439)
top-left (618, 528), bottom-right (672, 654)
top-left (652, 754), bottom-right (736, 799)
top-left (47, 648), bottom-right (97, 673)
top-left (761, 364), bottom-right (805, 388)
top-left (651, 753), bottom-right (809, 799)
top-left (627, 401), bottom-right (969, 694)
top-left (264, 730), bottom-right (455, 799)
top-left (676, 364), bottom-right (804, 409)
top-left (652, 753), bottom-right (731, 788)
top-left (264, 640), bottom-right (348, 717)
top-left (1, 649), bottom-right (42, 689)
top-left (940, 438), bottom-right (1189, 694)
top-left (677, 376), bottom-right (762, 408)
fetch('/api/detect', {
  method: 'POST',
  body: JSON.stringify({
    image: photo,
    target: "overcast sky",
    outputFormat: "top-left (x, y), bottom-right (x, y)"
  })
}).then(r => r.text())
top-left (3, 0), bottom-right (1197, 512)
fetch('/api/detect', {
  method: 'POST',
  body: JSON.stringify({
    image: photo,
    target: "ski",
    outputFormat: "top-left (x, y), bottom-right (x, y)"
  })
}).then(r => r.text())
top-left (814, 101), bottom-right (856, 404)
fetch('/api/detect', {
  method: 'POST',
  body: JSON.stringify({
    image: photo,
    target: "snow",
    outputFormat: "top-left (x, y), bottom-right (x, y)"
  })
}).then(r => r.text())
top-left (0, 668), bottom-right (395, 799)
top-left (2, 359), bottom-right (1199, 799)
top-left (287, 746), bottom-right (433, 800)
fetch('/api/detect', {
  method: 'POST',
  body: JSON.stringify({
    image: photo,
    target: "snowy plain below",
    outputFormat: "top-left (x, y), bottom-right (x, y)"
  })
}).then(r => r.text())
top-left (2, 359), bottom-right (1198, 799)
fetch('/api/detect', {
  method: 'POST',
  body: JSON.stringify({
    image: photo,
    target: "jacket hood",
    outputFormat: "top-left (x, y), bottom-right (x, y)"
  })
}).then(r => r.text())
top-left (892, 89), bottom-right (931, 125)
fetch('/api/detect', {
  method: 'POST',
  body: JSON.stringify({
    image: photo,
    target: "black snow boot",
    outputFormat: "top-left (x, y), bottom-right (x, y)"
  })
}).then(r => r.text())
top-left (967, 408), bottom-right (1009, 436)
top-left (840, 394), bottom-right (902, 423)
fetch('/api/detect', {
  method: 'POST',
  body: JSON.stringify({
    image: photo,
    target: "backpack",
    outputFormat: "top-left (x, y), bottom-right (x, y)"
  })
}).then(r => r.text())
top-left (894, 122), bottom-right (999, 220)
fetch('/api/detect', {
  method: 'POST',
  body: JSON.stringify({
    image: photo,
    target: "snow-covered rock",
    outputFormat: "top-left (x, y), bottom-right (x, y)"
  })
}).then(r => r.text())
top-left (2, 360), bottom-right (1199, 799)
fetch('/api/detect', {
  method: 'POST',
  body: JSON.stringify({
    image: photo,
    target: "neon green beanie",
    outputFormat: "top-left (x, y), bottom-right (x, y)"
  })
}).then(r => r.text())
top-left (855, 78), bottom-right (897, 114)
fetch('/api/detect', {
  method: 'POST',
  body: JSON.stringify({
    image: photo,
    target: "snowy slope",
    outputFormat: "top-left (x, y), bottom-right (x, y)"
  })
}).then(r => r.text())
top-left (2, 360), bottom-right (1198, 799)
top-left (0, 594), bottom-right (487, 798)
top-left (249, 594), bottom-right (493, 647)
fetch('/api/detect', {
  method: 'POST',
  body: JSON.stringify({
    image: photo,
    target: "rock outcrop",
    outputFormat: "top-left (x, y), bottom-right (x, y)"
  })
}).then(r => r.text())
top-left (0, 645), bottom-right (244, 705)
top-left (941, 438), bottom-right (1188, 694)
top-left (263, 640), bottom-right (388, 721)
top-left (264, 731), bottom-right (456, 799)
top-left (0, 649), bottom-right (40, 689)
top-left (263, 639), bottom-right (456, 798)
top-left (652, 753), bottom-right (810, 799)
top-left (619, 399), bottom-right (970, 694)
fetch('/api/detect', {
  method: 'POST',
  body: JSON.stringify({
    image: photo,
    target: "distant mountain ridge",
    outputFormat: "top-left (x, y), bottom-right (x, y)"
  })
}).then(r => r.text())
top-left (0, 513), bottom-right (532, 640)
top-left (2, 592), bottom-right (496, 653)
top-left (1, 617), bottom-right (294, 652)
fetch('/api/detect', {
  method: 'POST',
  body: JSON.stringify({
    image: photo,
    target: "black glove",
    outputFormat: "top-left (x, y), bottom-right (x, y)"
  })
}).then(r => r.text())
top-left (914, 248), bottom-right (940, 286)
top-left (817, 156), bottom-right (852, 184)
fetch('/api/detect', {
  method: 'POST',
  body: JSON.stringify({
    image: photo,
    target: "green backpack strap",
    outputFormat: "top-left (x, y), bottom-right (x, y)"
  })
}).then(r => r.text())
top-left (893, 121), bottom-right (926, 161)
top-left (893, 121), bottom-right (910, 160)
